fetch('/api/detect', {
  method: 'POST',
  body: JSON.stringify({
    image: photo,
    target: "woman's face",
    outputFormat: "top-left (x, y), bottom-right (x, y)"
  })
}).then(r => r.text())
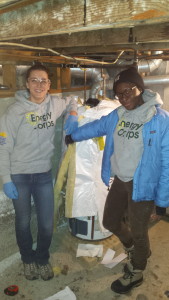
top-left (115, 82), bottom-right (144, 110)
top-left (26, 70), bottom-right (51, 104)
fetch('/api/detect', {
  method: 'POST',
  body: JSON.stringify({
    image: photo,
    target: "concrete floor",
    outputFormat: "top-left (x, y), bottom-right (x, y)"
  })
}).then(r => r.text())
top-left (0, 211), bottom-right (169, 300)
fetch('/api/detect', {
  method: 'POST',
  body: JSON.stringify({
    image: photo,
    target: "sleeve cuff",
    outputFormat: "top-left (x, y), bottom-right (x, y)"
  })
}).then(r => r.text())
top-left (2, 175), bottom-right (11, 184)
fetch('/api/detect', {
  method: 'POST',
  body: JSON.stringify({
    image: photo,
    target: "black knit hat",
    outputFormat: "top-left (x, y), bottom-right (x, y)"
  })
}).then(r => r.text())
top-left (113, 67), bottom-right (145, 93)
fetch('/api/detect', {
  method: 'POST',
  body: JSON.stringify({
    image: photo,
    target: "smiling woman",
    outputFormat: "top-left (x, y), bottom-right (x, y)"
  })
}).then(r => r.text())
top-left (115, 86), bottom-right (136, 100)
top-left (28, 78), bottom-right (51, 86)
top-left (65, 66), bottom-right (169, 295)
top-left (114, 82), bottom-right (144, 110)
top-left (0, 63), bottom-right (78, 281)
top-left (26, 65), bottom-right (51, 104)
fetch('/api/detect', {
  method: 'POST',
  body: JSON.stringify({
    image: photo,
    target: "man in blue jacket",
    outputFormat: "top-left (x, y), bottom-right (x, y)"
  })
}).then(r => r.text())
top-left (65, 67), bottom-right (169, 294)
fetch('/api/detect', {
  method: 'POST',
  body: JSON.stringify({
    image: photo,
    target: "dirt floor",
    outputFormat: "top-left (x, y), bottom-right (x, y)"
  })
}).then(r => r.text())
top-left (0, 211), bottom-right (169, 300)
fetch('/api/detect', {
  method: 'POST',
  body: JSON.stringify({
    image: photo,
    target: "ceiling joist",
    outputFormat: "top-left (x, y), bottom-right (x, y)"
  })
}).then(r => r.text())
top-left (0, 0), bottom-right (41, 13)
top-left (0, 0), bottom-right (169, 65)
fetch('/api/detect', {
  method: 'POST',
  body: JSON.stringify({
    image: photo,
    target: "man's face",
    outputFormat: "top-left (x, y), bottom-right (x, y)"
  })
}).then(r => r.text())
top-left (115, 82), bottom-right (143, 110)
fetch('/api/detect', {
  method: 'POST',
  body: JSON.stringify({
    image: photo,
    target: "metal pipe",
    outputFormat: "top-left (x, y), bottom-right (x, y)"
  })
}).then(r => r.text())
top-left (138, 51), bottom-right (163, 73)
top-left (89, 51), bottom-right (165, 98)
top-left (70, 67), bottom-right (109, 83)
top-left (143, 75), bottom-right (169, 86)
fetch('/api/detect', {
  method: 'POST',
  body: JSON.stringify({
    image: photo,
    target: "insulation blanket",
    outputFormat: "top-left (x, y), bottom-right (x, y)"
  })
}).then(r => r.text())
top-left (71, 100), bottom-right (120, 232)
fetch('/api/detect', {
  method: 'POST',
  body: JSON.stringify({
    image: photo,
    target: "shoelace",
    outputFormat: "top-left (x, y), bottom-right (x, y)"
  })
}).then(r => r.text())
top-left (123, 265), bottom-right (134, 279)
top-left (124, 246), bottom-right (134, 260)
top-left (39, 264), bottom-right (49, 275)
top-left (127, 250), bottom-right (134, 260)
top-left (25, 263), bottom-right (36, 273)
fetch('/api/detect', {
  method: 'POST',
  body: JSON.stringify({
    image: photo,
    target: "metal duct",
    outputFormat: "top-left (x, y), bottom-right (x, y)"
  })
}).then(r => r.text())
top-left (138, 51), bottom-right (163, 73)
top-left (97, 74), bottom-right (169, 96)
top-left (70, 68), bottom-right (110, 99)
top-left (70, 67), bottom-right (109, 84)
top-left (0, 55), bottom-right (167, 95)
top-left (143, 75), bottom-right (169, 86)
top-left (89, 51), bottom-right (167, 98)
top-left (89, 81), bottom-right (104, 98)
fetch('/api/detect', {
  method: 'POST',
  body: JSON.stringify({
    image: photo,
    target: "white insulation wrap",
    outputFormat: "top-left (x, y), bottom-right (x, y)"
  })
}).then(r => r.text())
top-left (71, 99), bottom-right (120, 232)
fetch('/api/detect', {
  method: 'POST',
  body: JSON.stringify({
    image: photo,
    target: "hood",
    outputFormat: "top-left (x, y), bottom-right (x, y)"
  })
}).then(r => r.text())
top-left (142, 89), bottom-right (163, 107)
top-left (118, 89), bottom-right (163, 123)
top-left (15, 90), bottom-right (51, 109)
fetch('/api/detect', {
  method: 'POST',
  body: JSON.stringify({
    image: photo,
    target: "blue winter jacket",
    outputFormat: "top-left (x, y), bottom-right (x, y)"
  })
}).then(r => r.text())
top-left (71, 107), bottom-right (169, 207)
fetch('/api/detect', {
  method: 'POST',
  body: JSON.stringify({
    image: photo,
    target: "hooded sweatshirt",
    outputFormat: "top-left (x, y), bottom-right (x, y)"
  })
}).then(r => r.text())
top-left (0, 90), bottom-right (77, 183)
top-left (111, 89), bottom-right (163, 181)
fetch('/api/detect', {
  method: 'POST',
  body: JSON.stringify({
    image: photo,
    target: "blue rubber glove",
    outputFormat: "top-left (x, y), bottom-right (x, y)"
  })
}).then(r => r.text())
top-left (64, 115), bottom-right (78, 135)
top-left (3, 182), bottom-right (18, 199)
top-left (102, 173), bottom-right (110, 187)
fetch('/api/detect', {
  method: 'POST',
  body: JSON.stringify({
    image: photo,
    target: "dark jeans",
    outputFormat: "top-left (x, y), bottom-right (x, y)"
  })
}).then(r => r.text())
top-left (103, 176), bottom-right (154, 270)
top-left (11, 170), bottom-right (54, 265)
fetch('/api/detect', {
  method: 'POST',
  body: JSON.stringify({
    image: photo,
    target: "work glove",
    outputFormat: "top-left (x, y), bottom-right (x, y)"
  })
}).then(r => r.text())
top-left (102, 173), bottom-right (111, 188)
top-left (64, 115), bottom-right (78, 135)
top-left (3, 181), bottom-right (18, 199)
top-left (65, 134), bottom-right (75, 146)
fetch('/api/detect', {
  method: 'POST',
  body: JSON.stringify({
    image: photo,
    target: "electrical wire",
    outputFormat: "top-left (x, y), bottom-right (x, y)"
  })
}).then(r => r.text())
top-left (0, 42), bottom-right (124, 65)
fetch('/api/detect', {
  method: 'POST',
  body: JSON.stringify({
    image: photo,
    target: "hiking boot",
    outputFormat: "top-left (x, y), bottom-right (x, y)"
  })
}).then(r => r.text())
top-left (23, 262), bottom-right (39, 280)
top-left (111, 262), bottom-right (143, 294)
top-left (38, 263), bottom-right (54, 281)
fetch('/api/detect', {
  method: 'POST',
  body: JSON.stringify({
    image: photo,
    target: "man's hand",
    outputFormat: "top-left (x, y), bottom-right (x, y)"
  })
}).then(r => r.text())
top-left (3, 182), bottom-right (18, 199)
top-left (65, 135), bottom-right (75, 146)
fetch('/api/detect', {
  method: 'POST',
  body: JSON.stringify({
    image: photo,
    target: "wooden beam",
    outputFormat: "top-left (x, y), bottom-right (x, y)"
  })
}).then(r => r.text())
top-left (0, 49), bottom-right (71, 64)
top-left (2, 64), bottom-right (16, 89)
top-left (60, 68), bottom-right (71, 89)
top-left (0, 0), bottom-right (41, 14)
top-left (1, 45), bottom-right (169, 67)
top-left (3, 22), bottom-right (169, 53)
top-left (0, 0), bottom-right (169, 41)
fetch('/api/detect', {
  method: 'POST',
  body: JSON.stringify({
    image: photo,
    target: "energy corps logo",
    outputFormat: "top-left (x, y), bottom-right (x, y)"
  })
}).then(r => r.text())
top-left (116, 119), bottom-right (143, 139)
top-left (117, 119), bottom-right (125, 130)
top-left (0, 132), bottom-right (7, 145)
top-left (25, 111), bottom-right (54, 129)
top-left (25, 112), bottom-right (39, 126)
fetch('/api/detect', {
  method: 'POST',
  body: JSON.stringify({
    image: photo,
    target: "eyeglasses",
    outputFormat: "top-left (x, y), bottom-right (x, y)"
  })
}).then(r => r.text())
top-left (28, 78), bottom-right (50, 87)
top-left (115, 86), bottom-right (136, 100)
